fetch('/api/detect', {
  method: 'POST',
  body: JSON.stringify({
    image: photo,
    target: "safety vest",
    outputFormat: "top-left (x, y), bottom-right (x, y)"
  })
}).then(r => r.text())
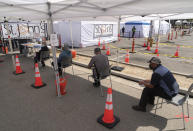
top-left (154, 65), bottom-right (179, 97)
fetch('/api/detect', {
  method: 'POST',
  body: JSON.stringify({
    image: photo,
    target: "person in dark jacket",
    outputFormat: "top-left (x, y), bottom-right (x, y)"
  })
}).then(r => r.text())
top-left (52, 45), bottom-right (72, 76)
top-left (88, 48), bottom-right (110, 87)
top-left (34, 41), bottom-right (49, 67)
top-left (132, 57), bottom-right (179, 112)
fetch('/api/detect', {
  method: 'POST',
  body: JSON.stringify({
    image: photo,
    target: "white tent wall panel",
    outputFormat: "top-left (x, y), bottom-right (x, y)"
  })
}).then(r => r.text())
top-left (53, 21), bottom-right (81, 47)
top-left (153, 20), bottom-right (170, 35)
top-left (54, 21), bottom-right (118, 48)
top-left (123, 20), bottom-right (170, 38)
top-left (124, 21), bottom-right (150, 38)
top-left (81, 21), bottom-right (118, 47)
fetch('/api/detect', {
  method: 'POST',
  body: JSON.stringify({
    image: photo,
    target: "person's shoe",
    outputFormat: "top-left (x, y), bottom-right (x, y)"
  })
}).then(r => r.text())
top-left (132, 105), bottom-right (146, 112)
top-left (93, 83), bottom-right (100, 88)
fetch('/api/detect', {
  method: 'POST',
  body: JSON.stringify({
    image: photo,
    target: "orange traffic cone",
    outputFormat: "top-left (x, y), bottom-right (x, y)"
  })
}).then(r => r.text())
top-left (143, 39), bottom-right (146, 47)
top-left (71, 49), bottom-right (77, 58)
top-left (97, 87), bottom-right (120, 129)
top-left (173, 46), bottom-right (179, 58)
top-left (124, 50), bottom-right (129, 63)
top-left (154, 42), bottom-right (159, 54)
top-left (13, 55), bottom-right (25, 75)
top-left (171, 30), bottom-right (173, 40)
top-left (98, 38), bottom-right (101, 47)
top-left (146, 42), bottom-right (150, 51)
top-left (55, 77), bottom-right (67, 95)
top-left (175, 31), bottom-right (178, 39)
top-left (156, 53), bottom-right (159, 57)
top-left (106, 45), bottom-right (111, 56)
top-left (31, 63), bottom-right (46, 88)
top-left (102, 40), bottom-right (106, 50)
top-left (5, 46), bottom-right (8, 54)
top-left (130, 38), bottom-right (136, 53)
top-left (168, 33), bottom-right (170, 41)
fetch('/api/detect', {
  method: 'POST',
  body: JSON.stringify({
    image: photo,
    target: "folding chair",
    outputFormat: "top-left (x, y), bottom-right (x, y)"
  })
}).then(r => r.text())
top-left (88, 66), bottom-right (112, 97)
top-left (154, 83), bottom-right (193, 130)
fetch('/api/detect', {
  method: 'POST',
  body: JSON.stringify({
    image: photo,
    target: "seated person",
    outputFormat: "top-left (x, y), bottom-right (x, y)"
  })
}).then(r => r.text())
top-left (132, 57), bottom-right (179, 112)
top-left (88, 48), bottom-right (110, 87)
top-left (52, 45), bottom-right (72, 76)
top-left (34, 41), bottom-right (49, 67)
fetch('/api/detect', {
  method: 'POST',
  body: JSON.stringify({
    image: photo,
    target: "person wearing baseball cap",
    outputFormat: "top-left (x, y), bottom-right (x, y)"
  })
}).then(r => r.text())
top-left (88, 48), bottom-right (110, 87)
top-left (132, 57), bottom-right (179, 112)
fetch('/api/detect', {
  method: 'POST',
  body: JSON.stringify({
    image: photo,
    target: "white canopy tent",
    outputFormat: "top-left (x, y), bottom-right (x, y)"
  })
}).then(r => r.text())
top-left (1, 0), bottom-right (193, 97)
top-left (0, 0), bottom-right (193, 21)
top-left (53, 21), bottom-right (118, 47)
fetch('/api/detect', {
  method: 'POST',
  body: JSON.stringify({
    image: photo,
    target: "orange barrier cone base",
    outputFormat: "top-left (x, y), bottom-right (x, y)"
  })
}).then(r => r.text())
top-left (13, 71), bottom-right (25, 75)
top-left (31, 82), bottom-right (46, 89)
top-left (97, 114), bottom-right (120, 129)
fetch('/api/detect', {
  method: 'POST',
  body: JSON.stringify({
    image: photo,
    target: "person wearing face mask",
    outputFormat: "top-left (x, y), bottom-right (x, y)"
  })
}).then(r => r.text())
top-left (132, 57), bottom-right (179, 112)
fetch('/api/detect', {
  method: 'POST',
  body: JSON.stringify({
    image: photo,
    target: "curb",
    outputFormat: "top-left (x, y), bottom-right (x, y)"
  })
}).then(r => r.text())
top-left (76, 52), bottom-right (192, 77)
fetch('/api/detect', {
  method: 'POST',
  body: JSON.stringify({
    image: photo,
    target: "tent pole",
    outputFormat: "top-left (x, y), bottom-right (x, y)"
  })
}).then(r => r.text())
top-left (169, 19), bottom-right (171, 35)
top-left (70, 20), bottom-right (74, 49)
top-left (5, 20), bottom-right (15, 71)
top-left (157, 18), bottom-right (161, 46)
top-left (118, 16), bottom-right (121, 37)
top-left (47, 2), bottom-right (61, 97)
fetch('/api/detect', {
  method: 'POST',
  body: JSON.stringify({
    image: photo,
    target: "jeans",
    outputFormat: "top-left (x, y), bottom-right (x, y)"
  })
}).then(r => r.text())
top-left (139, 87), bottom-right (172, 108)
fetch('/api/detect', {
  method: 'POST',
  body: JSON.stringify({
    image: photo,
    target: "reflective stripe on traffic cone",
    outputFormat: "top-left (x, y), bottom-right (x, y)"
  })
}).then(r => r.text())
top-left (31, 63), bottom-right (46, 88)
top-left (97, 87), bottom-right (120, 129)
top-left (13, 55), bottom-right (25, 75)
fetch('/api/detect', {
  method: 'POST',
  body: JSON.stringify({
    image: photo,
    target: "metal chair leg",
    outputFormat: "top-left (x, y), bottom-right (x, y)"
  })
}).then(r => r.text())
top-left (187, 100), bottom-right (190, 118)
top-left (160, 98), bottom-right (164, 109)
top-left (109, 75), bottom-right (113, 88)
top-left (154, 97), bottom-right (160, 115)
top-left (71, 65), bottom-right (74, 75)
top-left (182, 104), bottom-right (186, 130)
top-left (100, 85), bottom-right (104, 97)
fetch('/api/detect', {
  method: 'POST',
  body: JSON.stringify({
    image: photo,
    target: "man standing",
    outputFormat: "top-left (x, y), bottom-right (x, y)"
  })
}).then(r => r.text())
top-left (132, 57), bottom-right (179, 112)
top-left (132, 26), bottom-right (136, 38)
top-left (88, 48), bottom-right (110, 87)
top-left (122, 26), bottom-right (125, 36)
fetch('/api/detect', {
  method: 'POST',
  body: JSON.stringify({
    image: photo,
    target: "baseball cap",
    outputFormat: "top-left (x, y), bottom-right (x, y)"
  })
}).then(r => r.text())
top-left (148, 57), bottom-right (161, 64)
top-left (94, 48), bottom-right (101, 53)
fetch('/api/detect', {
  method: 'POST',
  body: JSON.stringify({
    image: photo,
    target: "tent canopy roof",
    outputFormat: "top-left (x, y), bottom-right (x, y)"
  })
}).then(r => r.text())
top-left (0, 0), bottom-right (193, 21)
